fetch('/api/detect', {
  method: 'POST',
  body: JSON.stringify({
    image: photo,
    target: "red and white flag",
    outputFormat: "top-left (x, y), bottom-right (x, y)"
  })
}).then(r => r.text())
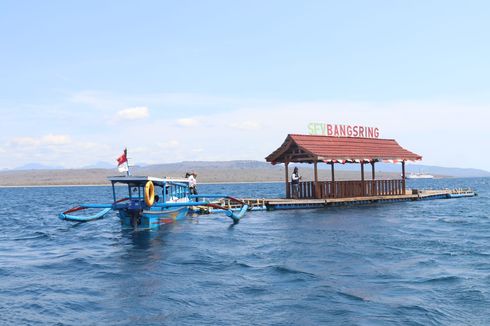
top-left (116, 148), bottom-right (128, 173)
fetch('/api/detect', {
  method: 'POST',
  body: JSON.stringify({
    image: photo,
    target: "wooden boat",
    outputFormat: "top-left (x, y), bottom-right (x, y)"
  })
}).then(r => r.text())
top-left (59, 176), bottom-right (248, 228)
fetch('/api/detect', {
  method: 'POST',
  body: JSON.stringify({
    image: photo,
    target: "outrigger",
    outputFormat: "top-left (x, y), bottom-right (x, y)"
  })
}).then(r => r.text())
top-left (59, 176), bottom-right (249, 228)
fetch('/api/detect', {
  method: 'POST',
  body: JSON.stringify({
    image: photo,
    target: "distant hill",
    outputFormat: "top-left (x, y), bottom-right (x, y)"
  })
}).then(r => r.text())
top-left (373, 163), bottom-right (490, 178)
top-left (14, 163), bottom-right (64, 170)
top-left (320, 162), bottom-right (490, 178)
top-left (82, 161), bottom-right (114, 169)
top-left (1, 160), bottom-right (487, 186)
top-left (143, 160), bottom-right (271, 171)
top-left (138, 160), bottom-right (490, 177)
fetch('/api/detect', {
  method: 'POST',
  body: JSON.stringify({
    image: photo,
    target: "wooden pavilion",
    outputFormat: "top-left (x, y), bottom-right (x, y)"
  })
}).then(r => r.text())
top-left (265, 134), bottom-right (422, 199)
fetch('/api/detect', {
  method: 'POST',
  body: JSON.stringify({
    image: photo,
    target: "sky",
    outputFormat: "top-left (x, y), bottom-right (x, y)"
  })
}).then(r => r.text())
top-left (0, 1), bottom-right (489, 170)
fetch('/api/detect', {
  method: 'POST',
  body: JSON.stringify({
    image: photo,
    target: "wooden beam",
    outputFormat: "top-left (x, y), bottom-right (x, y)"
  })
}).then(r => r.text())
top-left (266, 139), bottom-right (294, 163)
top-left (314, 160), bottom-right (318, 183)
top-left (361, 162), bottom-right (365, 181)
top-left (371, 161), bottom-right (376, 196)
top-left (288, 156), bottom-right (317, 162)
top-left (285, 162), bottom-right (290, 198)
top-left (285, 153), bottom-right (316, 160)
top-left (402, 160), bottom-right (406, 195)
top-left (314, 160), bottom-right (319, 198)
top-left (361, 162), bottom-right (365, 196)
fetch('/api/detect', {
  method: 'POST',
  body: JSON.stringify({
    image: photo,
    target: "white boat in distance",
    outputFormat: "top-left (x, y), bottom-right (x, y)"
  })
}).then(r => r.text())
top-left (405, 172), bottom-right (434, 179)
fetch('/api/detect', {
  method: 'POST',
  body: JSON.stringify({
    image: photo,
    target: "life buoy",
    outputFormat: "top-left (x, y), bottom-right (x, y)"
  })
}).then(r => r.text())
top-left (144, 181), bottom-right (155, 207)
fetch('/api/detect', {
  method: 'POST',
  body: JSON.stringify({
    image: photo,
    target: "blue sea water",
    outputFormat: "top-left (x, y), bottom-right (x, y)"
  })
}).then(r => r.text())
top-left (0, 178), bottom-right (489, 325)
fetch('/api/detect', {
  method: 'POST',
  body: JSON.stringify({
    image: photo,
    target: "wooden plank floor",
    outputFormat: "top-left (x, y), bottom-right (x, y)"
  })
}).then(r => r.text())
top-left (217, 188), bottom-right (475, 211)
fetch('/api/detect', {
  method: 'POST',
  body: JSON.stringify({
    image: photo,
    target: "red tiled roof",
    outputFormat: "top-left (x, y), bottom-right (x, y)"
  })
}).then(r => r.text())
top-left (265, 134), bottom-right (422, 164)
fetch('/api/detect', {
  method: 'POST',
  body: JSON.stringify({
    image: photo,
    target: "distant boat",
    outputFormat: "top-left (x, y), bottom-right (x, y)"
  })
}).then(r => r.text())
top-left (405, 172), bottom-right (434, 179)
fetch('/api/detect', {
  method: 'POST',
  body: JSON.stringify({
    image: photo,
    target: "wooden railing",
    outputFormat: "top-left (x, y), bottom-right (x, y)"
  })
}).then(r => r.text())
top-left (288, 180), bottom-right (406, 199)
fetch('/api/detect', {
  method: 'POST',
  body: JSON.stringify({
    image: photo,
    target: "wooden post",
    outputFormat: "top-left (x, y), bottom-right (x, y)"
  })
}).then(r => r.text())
top-left (360, 162), bottom-right (365, 196)
top-left (285, 162), bottom-right (290, 198)
top-left (331, 162), bottom-right (335, 198)
top-left (371, 161), bottom-right (376, 196)
top-left (314, 160), bottom-right (319, 198)
top-left (401, 160), bottom-right (406, 195)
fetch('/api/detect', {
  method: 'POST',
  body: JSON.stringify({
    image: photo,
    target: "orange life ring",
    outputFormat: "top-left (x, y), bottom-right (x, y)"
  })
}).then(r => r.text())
top-left (144, 181), bottom-right (155, 207)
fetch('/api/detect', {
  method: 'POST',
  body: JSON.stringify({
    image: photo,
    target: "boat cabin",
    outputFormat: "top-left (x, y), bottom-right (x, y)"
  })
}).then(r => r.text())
top-left (108, 176), bottom-right (190, 206)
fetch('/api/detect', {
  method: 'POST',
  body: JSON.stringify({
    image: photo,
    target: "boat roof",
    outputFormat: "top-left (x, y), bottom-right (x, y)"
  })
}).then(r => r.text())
top-left (108, 176), bottom-right (189, 185)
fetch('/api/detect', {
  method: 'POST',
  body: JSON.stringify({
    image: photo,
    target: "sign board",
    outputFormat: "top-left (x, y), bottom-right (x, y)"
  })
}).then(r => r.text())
top-left (308, 123), bottom-right (380, 139)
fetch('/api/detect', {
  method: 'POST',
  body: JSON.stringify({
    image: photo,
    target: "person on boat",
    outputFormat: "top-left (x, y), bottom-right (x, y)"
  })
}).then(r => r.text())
top-left (186, 172), bottom-right (198, 200)
top-left (291, 167), bottom-right (301, 199)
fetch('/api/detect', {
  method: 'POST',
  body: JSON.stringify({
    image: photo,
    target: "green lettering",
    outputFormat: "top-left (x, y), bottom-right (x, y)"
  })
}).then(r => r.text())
top-left (308, 122), bottom-right (320, 135)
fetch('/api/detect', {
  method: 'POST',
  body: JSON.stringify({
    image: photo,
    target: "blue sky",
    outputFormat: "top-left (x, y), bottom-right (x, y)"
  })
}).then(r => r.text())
top-left (0, 1), bottom-right (489, 170)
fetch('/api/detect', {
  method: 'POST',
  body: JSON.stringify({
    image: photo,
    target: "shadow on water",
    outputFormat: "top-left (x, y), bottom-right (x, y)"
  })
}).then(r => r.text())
top-left (120, 226), bottom-right (172, 251)
top-left (228, 220), bottom-right (240, 230)
top-left (67, 221), bottom-right (86, 228)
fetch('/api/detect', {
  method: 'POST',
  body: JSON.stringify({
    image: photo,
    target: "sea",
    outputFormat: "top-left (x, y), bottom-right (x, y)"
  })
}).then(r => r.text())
top-left (0, 178), bottom-right (488, 325)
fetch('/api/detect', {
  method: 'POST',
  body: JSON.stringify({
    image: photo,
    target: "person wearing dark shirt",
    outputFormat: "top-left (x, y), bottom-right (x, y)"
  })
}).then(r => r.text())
top-left (291, 167), bottom-right (301, 198)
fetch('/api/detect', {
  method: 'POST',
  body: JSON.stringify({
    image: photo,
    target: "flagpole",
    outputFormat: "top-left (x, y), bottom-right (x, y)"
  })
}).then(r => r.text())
top-left (126, 148), bottom-right (130, 176)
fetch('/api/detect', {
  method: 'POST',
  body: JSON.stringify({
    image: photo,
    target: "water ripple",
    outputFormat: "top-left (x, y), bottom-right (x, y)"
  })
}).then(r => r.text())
top-left (0, 179), bottom-right (489, 325)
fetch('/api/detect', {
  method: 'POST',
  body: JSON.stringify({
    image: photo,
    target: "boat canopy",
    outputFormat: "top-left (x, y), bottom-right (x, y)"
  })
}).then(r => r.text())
top-left (108, 176), bottom-right (189, 186)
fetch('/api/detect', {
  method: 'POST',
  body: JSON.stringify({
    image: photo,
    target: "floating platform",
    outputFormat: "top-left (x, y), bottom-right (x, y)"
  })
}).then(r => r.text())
top-left (213, 189), bottom-right (476, 212)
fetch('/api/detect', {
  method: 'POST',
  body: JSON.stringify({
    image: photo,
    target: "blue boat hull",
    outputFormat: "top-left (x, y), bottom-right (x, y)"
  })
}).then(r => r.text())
top-left (117, 206), bottom-right (189, 229)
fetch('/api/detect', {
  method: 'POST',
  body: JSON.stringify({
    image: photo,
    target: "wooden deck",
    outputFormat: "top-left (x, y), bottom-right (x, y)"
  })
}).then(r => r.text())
top-left (217, 188), bottom-right (476, 211)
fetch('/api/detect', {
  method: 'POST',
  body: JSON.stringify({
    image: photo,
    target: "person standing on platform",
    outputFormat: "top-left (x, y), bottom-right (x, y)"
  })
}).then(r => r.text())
top-left (186, 172), bottom-right (198, 200)
top-left (291, 167), bottom-right (301, 199)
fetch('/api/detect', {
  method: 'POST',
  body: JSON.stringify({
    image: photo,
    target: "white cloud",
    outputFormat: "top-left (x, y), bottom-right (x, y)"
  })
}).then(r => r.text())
top-left (177, 118), bottom-right (199, 127)
top-left (11, 137), bottom-right (39, 146)
top-left (11, 134), bottom-right (71, 147)
top-left (77, 141), bottom-right (102, 150)
top-left (2, 91), bottom-right (490, 171)
top-left (157, 140), bottom-right (180, 149)
top-left (230, 120), bottom-right (261, 130)
top-left (70, 91), bottom-right (124, 109)
top-left (116, 107), bottom-right (149, 120)
top-left (154, 101), bottom-right (487, 169)
top-left (42, 134), bottom-right (71, 145)
top-left (69, 91), bottom-right (255, 109)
